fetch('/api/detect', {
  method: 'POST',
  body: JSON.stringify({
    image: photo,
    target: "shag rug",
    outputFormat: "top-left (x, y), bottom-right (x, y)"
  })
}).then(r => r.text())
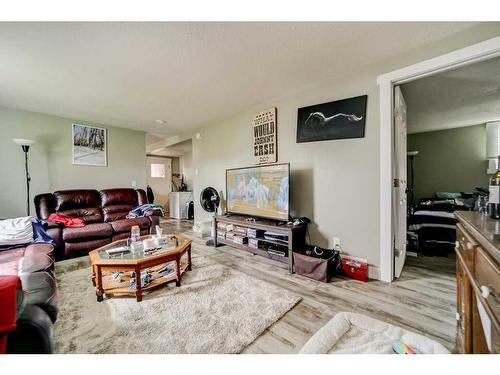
top-left (53, 256), bottom-right (301, 354)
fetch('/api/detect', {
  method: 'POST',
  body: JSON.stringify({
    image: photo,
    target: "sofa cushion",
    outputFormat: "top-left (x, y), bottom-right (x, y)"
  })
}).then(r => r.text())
top-left (0, 249), bottom-right (24, 276)
top-left (100, 189), bottom-right (139, 222)
top-left (24, 244), bottom-right (54, 258)
top-left (53, 190), bottom-right (103, 223)
top-left (62, 223), bottom-right (112, 242)
top-left (19, 253), bottom-right (54, 275)
top-left (19, 272), bottom-right (58, 323)
top-left (64, 238), bottom-right (112, 256)
top-left (0, 244), bottom-right (55, 277)
top-left (110, 217), bottom-right (151, 234)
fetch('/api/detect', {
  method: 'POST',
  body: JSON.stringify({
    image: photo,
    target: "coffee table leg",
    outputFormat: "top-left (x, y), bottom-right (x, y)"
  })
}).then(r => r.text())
top-left (96, 266), bottom-right (104, 302)
top-left (175, 256), bottom-right (181, 287)
top-left (187, 245), bottom-right (192, 271)
top-left (92, 264), bottom-right (96, 287)
top-left (135, 266), bottom-right (142, 302)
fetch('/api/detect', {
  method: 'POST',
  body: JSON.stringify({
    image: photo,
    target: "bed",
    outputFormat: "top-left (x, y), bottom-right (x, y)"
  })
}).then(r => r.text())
top-left (407, 209), bottom-right (458, 256)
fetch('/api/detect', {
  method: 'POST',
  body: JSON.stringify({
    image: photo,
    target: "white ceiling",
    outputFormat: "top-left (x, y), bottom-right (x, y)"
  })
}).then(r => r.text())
top-left (0, 22), bottom-right (491, 136)
top-left (149, 138), bottom-right (192, 157)
top-left (402, 55), bottom-right (500, 134)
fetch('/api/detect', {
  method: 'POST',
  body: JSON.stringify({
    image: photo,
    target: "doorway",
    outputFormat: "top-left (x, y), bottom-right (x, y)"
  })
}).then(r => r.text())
top-left (378, 35), bottom-right (500, 282)
top-left (391, 54), bottom-right (500, 279)
top-left (146, 155), bottom-right (172, 212)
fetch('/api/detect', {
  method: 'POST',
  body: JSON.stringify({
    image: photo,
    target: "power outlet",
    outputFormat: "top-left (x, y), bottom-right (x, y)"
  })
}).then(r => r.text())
top-left (131, 180), bottom-right (137, 187)
top-left (333, 237), bottom-right (341, 251)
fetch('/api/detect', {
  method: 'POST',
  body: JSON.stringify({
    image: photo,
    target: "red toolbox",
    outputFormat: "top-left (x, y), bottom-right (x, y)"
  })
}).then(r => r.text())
top-left (341, 255), bottom-right (368, 282)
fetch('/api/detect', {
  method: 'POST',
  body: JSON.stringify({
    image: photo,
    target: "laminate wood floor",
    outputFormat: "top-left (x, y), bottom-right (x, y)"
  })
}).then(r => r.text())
top-left (161, 219), bottom-right (456, 353)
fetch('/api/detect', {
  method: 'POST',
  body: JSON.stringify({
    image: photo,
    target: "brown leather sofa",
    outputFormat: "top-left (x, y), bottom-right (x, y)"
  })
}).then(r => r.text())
top-left (34, 188), bottom-right (160, 259)
top-left (0, 243), bottom-right (58, 353)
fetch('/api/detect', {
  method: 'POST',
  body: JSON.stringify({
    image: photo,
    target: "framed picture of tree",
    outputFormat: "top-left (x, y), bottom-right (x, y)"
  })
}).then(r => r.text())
top-left (72, 123), bottom-right (107, 166)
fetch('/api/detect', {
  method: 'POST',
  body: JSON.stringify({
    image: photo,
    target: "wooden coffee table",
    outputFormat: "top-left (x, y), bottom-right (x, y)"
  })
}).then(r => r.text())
top-left (89, 234), bottom-right (192, 302)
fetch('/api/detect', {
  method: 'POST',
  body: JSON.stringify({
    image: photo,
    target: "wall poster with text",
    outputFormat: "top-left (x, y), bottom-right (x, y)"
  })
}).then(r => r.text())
top-left (253, 107), bottom-right (277, 164)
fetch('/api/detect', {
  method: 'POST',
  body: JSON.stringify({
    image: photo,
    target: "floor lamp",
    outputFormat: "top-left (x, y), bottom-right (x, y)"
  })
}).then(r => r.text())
top-left (13, 138), bottom-right (35, 216)
top-left (407, 150), bottom-right (419, 214)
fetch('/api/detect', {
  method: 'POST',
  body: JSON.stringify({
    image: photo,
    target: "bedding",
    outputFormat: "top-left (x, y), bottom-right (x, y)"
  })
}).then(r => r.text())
top-left (408, 210), bottom-right (457, 256)
top-left (300, 312), bottom-right (449, 354)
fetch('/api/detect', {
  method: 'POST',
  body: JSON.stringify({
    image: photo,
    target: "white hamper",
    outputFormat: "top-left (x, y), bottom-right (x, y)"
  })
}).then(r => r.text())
top-left (169, 192), bottom-right (193, 219)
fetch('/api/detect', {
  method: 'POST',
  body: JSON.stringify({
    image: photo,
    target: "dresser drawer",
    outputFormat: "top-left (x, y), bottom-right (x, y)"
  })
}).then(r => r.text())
top-left (474, 247), bottom-right (500, 321)
top-left (456, 223), bottom-right (476, 266)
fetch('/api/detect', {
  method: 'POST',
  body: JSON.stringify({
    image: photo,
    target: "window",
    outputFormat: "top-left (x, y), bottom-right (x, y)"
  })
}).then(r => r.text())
top-left (151, 163), bottom-right (166, 178)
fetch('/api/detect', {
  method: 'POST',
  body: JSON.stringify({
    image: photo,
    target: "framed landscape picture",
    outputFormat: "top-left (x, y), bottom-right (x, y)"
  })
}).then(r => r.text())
top-left (297, 95), bottom-right (367, 143)
top-left (72, 123), bottom-right (107, 166)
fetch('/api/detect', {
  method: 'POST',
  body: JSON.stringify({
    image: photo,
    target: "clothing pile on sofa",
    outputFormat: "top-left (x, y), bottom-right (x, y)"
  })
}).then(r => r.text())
top-left (126, 203), bottom-right (164, 219)
top-left (47, 213), bottom-right (86, 228)
top-left (0, 216), bottom-right (54, 251)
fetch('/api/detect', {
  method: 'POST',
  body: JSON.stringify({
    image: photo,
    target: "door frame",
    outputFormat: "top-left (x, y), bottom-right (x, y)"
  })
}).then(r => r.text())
top-left (377, 35), bottom-right (500, 282)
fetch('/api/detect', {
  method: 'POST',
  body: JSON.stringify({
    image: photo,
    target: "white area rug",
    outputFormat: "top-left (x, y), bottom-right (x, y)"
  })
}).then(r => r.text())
top-left (54, 257), bottom-right (301, 353)
top-left (300, 312), bottom-right (449, 354)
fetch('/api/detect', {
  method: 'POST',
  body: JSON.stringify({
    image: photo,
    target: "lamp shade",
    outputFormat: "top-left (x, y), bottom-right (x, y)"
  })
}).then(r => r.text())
top-left (12, 138), bottom-right (35, 147)
top-left (486, 122), bottom-right (500, 160)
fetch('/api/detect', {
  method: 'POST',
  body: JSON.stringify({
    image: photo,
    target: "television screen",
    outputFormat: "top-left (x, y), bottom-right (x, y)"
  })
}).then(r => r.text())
top-left (226, 163), bottom-right (289, 221)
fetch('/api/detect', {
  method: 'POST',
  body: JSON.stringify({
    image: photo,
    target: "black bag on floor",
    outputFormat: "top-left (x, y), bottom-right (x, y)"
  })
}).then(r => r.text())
top-left (293, 246), bottom-right (341, 282)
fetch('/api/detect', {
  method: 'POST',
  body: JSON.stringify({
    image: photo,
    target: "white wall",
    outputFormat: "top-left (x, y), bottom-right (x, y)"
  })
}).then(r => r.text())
top-left (146, 156), bottom-right (172, 209)
top-left (180, 150), bottom-right (193, 191)
top-left (0, 106), bottom-right (147, 218)
top-left (189, 27), bottom-right (500, 280)
top-left (192, 73), bottom-right (380, 275)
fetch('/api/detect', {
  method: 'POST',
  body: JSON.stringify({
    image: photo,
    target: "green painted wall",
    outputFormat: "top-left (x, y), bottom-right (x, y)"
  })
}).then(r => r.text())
top-left (0, 106), bottom-right (147, 218)
top-left (407, 124), bottom-right (489, 204)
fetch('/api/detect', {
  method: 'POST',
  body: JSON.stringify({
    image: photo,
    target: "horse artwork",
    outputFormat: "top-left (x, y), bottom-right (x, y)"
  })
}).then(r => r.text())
top-left (296, 95), bottom-right (367, 143)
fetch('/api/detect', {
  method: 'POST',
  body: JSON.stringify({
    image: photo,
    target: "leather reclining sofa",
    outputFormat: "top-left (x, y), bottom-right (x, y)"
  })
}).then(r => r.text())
top-left (35, 188), bottom-right (160, 259)
top-left (0, 243), bottom-right (58, 353)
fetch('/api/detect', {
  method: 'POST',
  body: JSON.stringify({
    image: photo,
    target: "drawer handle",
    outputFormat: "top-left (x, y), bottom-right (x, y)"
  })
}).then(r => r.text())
top-left (455, 241), bottom-right (459, 249)
top-left (481, 285), bottom-right (500, 306)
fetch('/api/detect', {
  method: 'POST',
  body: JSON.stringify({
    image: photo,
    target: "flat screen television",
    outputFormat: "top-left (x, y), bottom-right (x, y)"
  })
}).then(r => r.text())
top-left (226, 163), bottom-right (290, 221)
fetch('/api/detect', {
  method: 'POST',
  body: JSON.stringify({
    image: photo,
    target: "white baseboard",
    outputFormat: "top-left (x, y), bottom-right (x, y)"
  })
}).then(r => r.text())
top-left (368, 265), bottom-right (381, 281)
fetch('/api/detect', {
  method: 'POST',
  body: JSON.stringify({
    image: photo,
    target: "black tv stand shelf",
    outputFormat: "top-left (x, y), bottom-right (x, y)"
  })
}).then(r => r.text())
top-left (212, 215), bottom-right (307, 273)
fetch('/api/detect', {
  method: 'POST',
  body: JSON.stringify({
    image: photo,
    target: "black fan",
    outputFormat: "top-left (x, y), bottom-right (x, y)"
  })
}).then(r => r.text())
top-left (200, 187), bottom-right (220, 214)
top-left (200, 187), bottom-right (221, 247)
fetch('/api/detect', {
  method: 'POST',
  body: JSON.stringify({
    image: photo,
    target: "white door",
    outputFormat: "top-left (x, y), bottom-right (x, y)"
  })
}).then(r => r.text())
top-left (393, 86), bottom-right (408, 278)
top-left (146, 156), bottom-right (172, 211)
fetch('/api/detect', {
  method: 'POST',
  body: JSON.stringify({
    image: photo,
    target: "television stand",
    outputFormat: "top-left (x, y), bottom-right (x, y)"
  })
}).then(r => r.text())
top-left (212, 215), bottom-right (307, 273)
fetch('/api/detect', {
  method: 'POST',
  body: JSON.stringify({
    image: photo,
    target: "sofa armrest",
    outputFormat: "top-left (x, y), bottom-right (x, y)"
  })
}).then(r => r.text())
top-left (45, 226), bottom-right (63, 259)
top-left (144, 209), bottom-right (163, 217)
top-left (34, 193), bottom-right (55, 220)
top-left (6, 304), bottom-right (53, 354)
top-left (43, 220), bottom-right (63, 230)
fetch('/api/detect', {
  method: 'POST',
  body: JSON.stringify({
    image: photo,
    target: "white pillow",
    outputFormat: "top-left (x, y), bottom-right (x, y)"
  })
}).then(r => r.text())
top-left (0, 216), bottom-right (34, 246)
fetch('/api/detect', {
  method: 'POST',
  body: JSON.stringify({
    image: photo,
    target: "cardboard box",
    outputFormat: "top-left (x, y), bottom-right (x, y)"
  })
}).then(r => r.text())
top-left (247, 228), bottom-right (264, 238)
top-left (232, 235), bottom-right (248, 245)
top-left (233, 226), bottom-right (247, 236)
top-left (248, 238), bottom-right (260, 248)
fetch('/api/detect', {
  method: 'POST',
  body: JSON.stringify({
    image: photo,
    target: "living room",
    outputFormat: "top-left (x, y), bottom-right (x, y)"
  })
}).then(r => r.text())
top-left (1, 1), bottom-right (500, 373)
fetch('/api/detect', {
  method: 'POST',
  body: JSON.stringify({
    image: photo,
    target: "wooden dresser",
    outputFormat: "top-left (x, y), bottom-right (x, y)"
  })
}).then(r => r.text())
top-left (455, 211), bottom-right (500, 353)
